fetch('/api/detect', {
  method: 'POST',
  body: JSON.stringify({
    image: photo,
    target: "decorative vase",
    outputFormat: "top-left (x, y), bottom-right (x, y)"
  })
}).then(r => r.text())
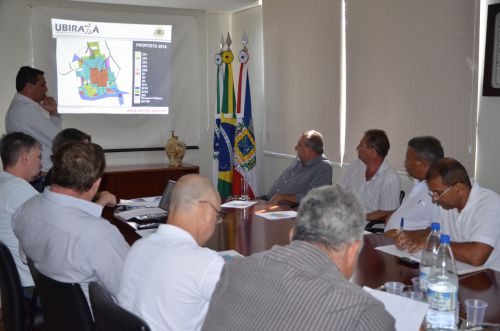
top-left (165, 131), bottom-right (186, 166)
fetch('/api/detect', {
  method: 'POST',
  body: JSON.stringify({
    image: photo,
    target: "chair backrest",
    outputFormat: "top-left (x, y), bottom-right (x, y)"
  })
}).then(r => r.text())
top-left (89, 281), bottom-right (151, 331)
top-left (0, 241), bottom-right (27, 331)
top-left (27, 259), bottom-right (94, 331)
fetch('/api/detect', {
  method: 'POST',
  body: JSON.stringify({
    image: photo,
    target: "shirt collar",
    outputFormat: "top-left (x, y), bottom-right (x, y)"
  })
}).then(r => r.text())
top-left (300, 154), bottom-right (324, 167)
top-left (15, 92), bottom-right (37, 105)
top-left (43, 189), bottom-right (103, 218)
top-left (375, 158), bottom-right (389, 176)
top-left (156, 224), bottom-right (197, 245)
top-left (461, 181), bottom-right (479, 213)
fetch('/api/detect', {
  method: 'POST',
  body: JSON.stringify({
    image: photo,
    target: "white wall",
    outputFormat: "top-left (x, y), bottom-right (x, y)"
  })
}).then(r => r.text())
top-left (0, 0), bottom-right (231, 180)
top-left (476, 0), bottom-right (500, 193)
top-left (3, 0), bottom-right (500, 196)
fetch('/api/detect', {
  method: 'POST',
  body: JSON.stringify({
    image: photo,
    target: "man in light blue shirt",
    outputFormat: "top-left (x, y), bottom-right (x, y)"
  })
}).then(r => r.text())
top-left (0, 132), bottom-right (41, 288)
top-left (13, 142), bottom-right (129, 303)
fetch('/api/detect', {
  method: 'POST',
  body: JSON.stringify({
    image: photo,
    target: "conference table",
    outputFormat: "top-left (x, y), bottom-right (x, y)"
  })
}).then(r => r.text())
top-left (111, 199), bottom-right (500, 324)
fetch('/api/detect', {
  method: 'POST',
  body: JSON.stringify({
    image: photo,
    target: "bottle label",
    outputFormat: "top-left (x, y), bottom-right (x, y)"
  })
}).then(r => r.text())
top-left (427, 288), bottom-right (457, 310)
top-left (419, 269), bottom-right (428, 291)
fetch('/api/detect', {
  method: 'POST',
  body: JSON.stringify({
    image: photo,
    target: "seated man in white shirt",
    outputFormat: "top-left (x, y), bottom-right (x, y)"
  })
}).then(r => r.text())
top-left (0, 132), bottom-right (41, 289)
top-left (384, 136), bottom-right (443, 237)
top-left (396, 158), bottom-right (500, 271)
top-left (12, 142), bottom-right (129, 303)
top-left (118, 174), bottom-right (225, 331)
top-left (339, 129), bottom-right (401, 221)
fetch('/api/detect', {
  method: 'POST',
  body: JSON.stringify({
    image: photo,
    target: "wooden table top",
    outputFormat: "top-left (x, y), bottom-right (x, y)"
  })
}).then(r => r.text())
top-left (112, 199), bottom-right (500, 324)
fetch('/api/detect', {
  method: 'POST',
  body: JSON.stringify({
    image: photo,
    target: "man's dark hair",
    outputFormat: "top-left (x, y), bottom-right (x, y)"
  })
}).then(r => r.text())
top-left (52, 128), bottom-right (91, 155)
top-left (426, 157), bottom-right (472, 189)
top-left (16, 66), bottom-right (44, 92)
top-left (304, 130), bottom-right (324, 155)
top-left (408, 136), bottom-right (444, 166)
top-left (364, 129), bottom-right (390, 157)
top-left (0, 132), bottom-right (40, 169)
top-left (52, 142), bottom-right (105, 193)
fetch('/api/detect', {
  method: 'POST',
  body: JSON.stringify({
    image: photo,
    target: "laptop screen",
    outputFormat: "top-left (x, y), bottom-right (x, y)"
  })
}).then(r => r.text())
top-left (158, 180), bottom-right (176, 211)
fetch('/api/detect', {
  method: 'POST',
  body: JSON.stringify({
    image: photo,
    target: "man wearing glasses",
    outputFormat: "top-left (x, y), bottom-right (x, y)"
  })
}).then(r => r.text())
top-left (118, 174), bottom-right (225, 331)
top-left (396, 158), bottom-right (500, 271)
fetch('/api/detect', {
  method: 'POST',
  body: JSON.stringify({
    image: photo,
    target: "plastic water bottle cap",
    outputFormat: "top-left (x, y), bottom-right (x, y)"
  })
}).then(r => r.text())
top-left (440, 234), bottom-right (450, 244)
top-left (431, 222), bottom-right (440, 231)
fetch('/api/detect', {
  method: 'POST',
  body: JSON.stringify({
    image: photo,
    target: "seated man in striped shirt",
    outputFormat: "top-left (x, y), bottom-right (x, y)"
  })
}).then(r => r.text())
top-left (202, 186), bottom-right (395, 331)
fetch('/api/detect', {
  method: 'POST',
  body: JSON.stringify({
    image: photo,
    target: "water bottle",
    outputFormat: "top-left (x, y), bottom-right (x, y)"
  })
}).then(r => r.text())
top-left (419, 222), bottom-right (441, 292)
top-left (426, 234), bottom-right (459, 330)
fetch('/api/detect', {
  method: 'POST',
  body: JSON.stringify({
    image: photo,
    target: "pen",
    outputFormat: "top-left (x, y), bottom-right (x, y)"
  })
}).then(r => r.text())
top-left (398, 217), bottom-right (404, 234)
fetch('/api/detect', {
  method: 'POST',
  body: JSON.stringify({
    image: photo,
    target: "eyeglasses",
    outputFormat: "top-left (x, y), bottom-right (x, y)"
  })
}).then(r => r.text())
top-left (198, 201), bottom-right (225, 224)
top-left (428, 184), bottom-right (455, 200)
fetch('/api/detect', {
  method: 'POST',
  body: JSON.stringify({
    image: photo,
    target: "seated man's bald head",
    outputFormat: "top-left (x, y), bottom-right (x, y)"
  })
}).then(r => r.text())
top-left (169, 174), bottom-right (218, 212)
top-left (167, 174), bottom-right (221, 246)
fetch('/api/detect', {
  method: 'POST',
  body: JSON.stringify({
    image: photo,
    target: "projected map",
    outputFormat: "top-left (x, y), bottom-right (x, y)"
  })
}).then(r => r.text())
top-left (52, 19), bottom-right (171, 114)
top-left (69, 41), bottom-right (126, 105)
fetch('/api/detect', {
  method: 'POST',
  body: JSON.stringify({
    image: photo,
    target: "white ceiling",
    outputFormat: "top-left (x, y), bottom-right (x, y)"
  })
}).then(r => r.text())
top-left (68, 0), bottom-right (260, 12)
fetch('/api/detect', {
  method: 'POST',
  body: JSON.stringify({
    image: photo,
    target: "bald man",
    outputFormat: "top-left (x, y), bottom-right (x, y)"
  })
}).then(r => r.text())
top-left (118, 174), bottom-right (225, 331)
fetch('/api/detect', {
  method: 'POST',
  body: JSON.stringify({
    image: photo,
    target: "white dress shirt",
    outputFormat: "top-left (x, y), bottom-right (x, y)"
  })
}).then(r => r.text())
top-left (118, 224), bottom-right (224, 331)
top-left (385, 180), bottom-right (439, 232)
top-left (339, 158), bottom-right (401, 213)
top-left (438, 182), bottom-right (500, 272)
top-left (5, 93), bottom-right (62, 171)
top-left (12, 190), bottom-right (129, 302)
top-left (0, 172), bottom-right (38, 287)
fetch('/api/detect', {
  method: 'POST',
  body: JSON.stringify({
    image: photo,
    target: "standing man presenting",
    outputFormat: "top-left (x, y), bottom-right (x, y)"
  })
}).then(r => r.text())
top-left (266, 130), bottom-right (333, 205)
top-left (6, 66), bottom-right (62, 174)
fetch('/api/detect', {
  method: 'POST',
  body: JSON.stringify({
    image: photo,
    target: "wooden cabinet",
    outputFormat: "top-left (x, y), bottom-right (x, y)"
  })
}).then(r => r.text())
top-left (100, 163), bottom-right (199, 199)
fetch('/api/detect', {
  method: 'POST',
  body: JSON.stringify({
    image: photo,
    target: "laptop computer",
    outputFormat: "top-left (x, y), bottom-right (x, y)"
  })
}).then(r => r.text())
top-left (131, 180), bottom-right (176, 224)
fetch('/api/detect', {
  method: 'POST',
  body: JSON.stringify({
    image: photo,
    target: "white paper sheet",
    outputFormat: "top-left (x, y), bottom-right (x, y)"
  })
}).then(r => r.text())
top-left (364, 286), bottom-right (428, 331)
top-left (375, 245), bottom-right (487, 275)
top-left (115, 207), bottom-right (167, 221)
top-left (255, 210), bottom-right (297, 220)
top-left (220, 200), bottom-right (258, 209)
top-left (118, 196), bottom-right (161, 207)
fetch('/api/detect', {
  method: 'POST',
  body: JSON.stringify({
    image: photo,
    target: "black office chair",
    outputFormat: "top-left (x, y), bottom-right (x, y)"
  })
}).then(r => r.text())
top-left (0, 241), bottom-right (42, 331)
top-left (27, 259), bottom-right (94, 331)
top-left (89, 281), bottom-right (151, 331)
top-left (365, 190), bottom-right (405, 234)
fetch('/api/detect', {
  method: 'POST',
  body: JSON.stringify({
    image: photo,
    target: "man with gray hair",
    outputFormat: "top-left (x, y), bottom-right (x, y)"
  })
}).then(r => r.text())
top-left (266, 130), bottom-right (333, 205)
top-left (202, 186), bottom-right (395, 331)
